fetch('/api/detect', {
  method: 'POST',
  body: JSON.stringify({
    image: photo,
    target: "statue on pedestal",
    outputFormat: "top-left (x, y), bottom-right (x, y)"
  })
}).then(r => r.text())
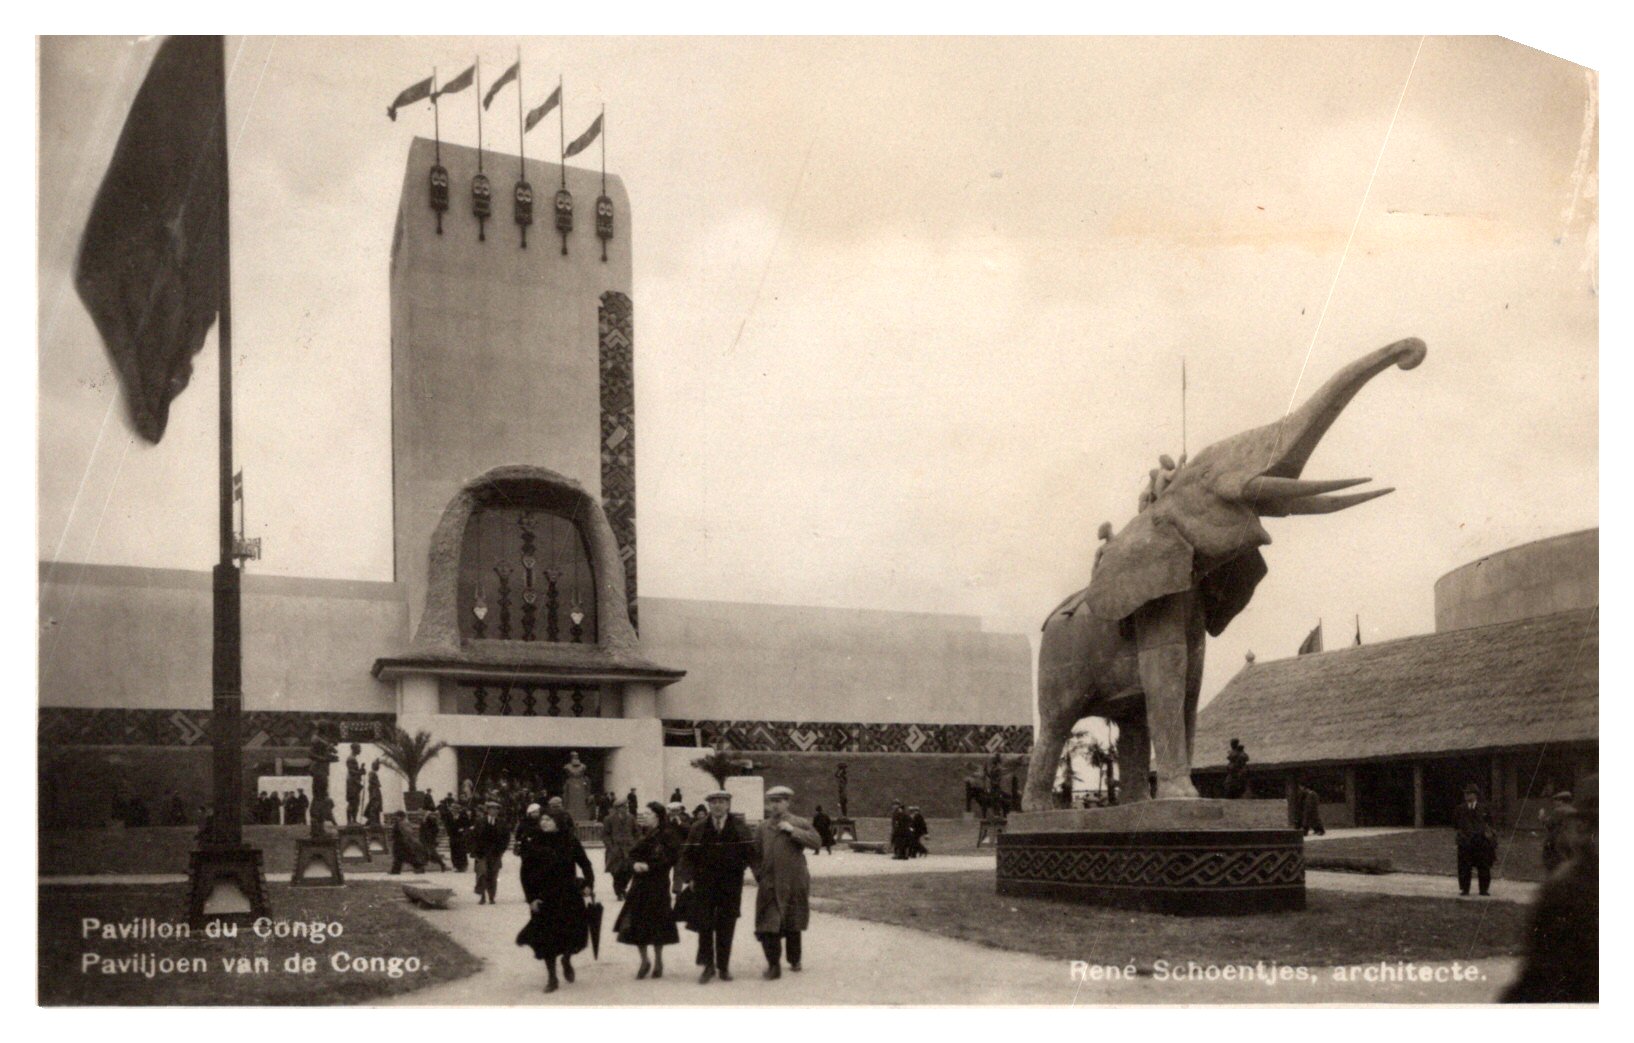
top-left (344, 743), bottom-right (365, 824)
top-left (562, 751), bottom-right (591, 821)
top-left (307, 729), bottom-right (338, 838)
top-left (1024, 339), bottom-right (1425, 809)
top-left (834, 762), bottom-right (849, 819)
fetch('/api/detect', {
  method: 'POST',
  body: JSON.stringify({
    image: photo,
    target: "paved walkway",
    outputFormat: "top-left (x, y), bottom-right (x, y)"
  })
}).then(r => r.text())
top-left (384, 880), bottom-right (1518, 1006)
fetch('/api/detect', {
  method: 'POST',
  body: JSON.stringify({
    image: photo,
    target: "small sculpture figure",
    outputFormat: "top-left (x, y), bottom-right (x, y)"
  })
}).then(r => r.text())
top-left (562, 751), bottom-right (591, 821)
top-left (835, 762), bottom-right (849, 819)
top-left (308, 727), bottom-right (338, 838)
top-left (344, 742), bottom-right (365, 824)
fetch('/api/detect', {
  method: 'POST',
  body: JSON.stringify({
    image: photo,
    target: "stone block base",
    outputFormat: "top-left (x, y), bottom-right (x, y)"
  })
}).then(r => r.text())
top-left (996, 801), bottom-right (1304, 916)
top-left (187, 845), bottom-right (270, 927)
top-left (336, 825), bottom-right (372, 863)
top-left (292, 838), bottom-right (345, 887)
top-left (831, 817), bottom-right (858, 842)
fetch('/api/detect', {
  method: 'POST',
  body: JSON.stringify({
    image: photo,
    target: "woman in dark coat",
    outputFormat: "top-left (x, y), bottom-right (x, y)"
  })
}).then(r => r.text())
top-left (514, 809), bottom-right (595, 993)
top-left (613, 802), bottom-right (680, 979)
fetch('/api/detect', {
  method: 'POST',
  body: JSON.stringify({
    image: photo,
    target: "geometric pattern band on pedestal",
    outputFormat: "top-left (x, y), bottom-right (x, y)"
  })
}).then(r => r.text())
top-left (996, 829), bottom-right (1306, 915)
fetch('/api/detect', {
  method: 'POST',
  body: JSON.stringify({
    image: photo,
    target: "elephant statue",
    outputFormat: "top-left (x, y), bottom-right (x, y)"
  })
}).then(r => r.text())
top-left (1023, 338), bottom-right (1426, 810)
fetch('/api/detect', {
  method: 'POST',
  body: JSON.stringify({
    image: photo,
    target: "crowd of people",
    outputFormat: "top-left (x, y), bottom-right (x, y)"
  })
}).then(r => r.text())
top-left (375, 777), bottom-right (823, 993)
top-left (515, 785), bottom-right (819, 992)
top-left (888, 801), bottom-right (929, 859)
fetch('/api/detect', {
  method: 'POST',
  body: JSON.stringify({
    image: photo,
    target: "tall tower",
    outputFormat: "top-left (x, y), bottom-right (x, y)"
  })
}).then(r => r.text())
top-left (389, 137), bottom-right (636, 633)
top-left (376, 138), bottom-right (678, 806)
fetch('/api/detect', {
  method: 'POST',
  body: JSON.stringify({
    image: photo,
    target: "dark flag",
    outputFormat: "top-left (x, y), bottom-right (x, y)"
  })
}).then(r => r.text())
top-left (436, 64), bottom-right (475, 99)
top-left (1354, 615), bottom-right (1362, 646)
top-left (1297, 623), bottom-right (1324, 656)
top-left (387, 74), bottom-right (434, 120)
top-left (232, 469), bottom-right (243, 501)
top-left (483, 60), bottom-right (519, 109)
top-left (563, 113), bottom-right (603, 158)
top-left (523, 85), bottom-right (561, 132)
top-left (74, 36), bottom-right (226, 444)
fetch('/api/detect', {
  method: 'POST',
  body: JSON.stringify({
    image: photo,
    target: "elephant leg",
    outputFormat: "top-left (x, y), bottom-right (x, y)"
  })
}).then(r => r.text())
top-left (1024, 698), bottom-right (1073, 811)
top-left (1135, 593), bottom-right (1199, 799)
top-left (1115, 715), bottom-right (1150, 804)
top-left (1183, 599), bottom-right (1207, 768)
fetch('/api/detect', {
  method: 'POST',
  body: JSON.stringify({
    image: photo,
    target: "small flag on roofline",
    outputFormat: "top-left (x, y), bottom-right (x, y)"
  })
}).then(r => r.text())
top-left (484, 60), bottom-right (519, 109)
top-left (436, 64), bottom-right (475, 99)
top-left (523, 85), bottom-right (561, 133)
top-left (232, 469), bottom-right (244, 501)
top-left (387, 74), bottom-right (434, 121)
top-left (1297, 622), bottom-right (1324, 656)
top-left (563, 113), bottom-right (603, 158)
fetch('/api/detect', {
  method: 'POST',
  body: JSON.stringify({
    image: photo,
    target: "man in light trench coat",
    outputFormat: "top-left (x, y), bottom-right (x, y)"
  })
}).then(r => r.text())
top-left (752, 785), bottom-right (822, 979)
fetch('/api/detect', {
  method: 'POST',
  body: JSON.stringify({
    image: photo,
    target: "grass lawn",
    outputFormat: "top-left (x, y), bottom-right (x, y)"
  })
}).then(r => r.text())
top-left (811, 870), bottom-right (1527, 968)
top-left (42, 826), bottom-right (314, 876)
top-left (40, 881), bottom-right (482, 1005)
top-left (1312, 829), bottom-right (1548, 882)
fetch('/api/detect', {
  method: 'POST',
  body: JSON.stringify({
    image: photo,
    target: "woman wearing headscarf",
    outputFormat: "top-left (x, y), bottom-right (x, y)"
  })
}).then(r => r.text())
top-left (514, 808), bottom-right (595, 993)
top-left (613, 801), bottom-right (681, 979)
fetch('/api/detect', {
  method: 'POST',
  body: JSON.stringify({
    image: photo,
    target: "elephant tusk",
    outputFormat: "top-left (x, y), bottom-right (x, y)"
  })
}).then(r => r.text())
top-left (1240, 475), bottom-right (1372, 503)
top-left (1280, 488), bottom-right (1394, 514)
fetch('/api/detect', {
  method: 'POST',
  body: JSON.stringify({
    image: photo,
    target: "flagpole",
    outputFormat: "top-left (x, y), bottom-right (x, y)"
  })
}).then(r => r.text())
top-left (475, 56), bottom-right (483, 174)
top-left (558, 75), bottom-right (566, 190)
top-left (600, 103), bottom-right (606, 195)
top-left (432, 67), bottom-right (441, 166)
top-left (516, 46), bottom-right (525, 178)
top-left (188, 35), bottom-right (268, 929)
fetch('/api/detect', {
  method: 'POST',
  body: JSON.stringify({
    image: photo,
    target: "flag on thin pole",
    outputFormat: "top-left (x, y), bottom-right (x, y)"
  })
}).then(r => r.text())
top-left (387, 73), bottom-right (435, 121)
top-left (474, 57), bottom-right (483, 174)
top-left (232, 469), bottom-right (243, 501)
top-left (1354, 614), bottom-right (1362, 646)
top-left (436, 63), bottom-right (476, 99)
top-left (523, 83), bottom-right (561, 133)
top-left (75, 35), bottom-right (227, 444)
top-left (564, 112), bottom-right (604, 159)
top-left (484, 59), bottom-right (519, 109)
top-left (1297, 621), bottom-right (1324, 656)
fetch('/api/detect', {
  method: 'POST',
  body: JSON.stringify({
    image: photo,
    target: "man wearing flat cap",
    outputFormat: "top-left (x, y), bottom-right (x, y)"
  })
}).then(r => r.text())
top-left (679, 789), bottom-right (756, 983)
top-left (1453, 782), bottom-right (1497, 897)
top-left (752, 785), bottom-right (822, 978)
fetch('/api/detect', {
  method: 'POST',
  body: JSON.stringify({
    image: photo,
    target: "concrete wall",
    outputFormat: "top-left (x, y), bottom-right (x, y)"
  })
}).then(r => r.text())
top-left (639, 596), bottom-right (1033, 726)
top-left (1434, 529), bottom-right (1597, 632)
top-left (39, 562), bottom-right (404, 713)
top-left (391, 138), bottom-right (632, 634)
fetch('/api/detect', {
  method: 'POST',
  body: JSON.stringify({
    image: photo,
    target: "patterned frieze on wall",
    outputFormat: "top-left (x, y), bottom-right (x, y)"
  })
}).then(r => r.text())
top-left (663, 718), bottom-right (1033, 755)
top-left (598, 290), bottom-right (637, 630)
top-left (39, 708), bottom-right (397, 749)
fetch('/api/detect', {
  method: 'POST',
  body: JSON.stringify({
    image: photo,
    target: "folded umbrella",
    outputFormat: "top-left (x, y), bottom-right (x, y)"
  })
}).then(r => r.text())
top-left (586, 894), bottom-right (604, 960)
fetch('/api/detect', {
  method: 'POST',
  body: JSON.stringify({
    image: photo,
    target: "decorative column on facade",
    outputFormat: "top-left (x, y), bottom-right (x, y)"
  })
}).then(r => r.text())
top-left (599, 291), bottom-right (637, 630)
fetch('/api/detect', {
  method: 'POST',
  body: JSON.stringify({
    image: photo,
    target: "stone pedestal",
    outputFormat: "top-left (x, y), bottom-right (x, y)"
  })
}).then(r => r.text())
top-left (365, 824), bottom-right (390, 854)
top-left (831, 817), bottom-right (857, 842)
top-left (292, 837), bottom-right (345, 887)
top-left (187, 845), bottom-right (270, 928)
top-left (996, 799), bottom-right (1303, 915)
top-left (336, 825), bottom-right (372, 864)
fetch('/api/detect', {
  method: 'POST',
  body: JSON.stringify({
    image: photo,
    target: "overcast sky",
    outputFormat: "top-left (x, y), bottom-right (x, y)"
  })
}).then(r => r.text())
top-left (37, 36), bottom-right (1597, 703)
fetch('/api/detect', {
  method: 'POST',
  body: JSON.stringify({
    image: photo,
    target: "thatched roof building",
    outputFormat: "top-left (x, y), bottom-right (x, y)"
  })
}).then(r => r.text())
top-left (1192, 531), bottom-right (1597, 829)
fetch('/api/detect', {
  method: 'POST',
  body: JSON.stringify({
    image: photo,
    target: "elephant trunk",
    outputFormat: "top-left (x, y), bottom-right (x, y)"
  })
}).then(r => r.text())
top-left (1263, 338), bottom-right (1426, 478)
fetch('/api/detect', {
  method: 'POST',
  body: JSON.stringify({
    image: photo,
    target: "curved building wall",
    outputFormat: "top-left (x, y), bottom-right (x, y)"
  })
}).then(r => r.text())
top-left (1434, 529), bottom-right (1597, 632)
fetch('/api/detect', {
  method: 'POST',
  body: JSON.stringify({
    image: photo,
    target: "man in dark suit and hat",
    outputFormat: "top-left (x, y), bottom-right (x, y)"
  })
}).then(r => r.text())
top-left (752, 785), bottom-right (821, 979)
top-left (679, 789), bottom-right (755, 983)
top-left (469, 799), bottom-right (509, 904)
top-left (1454, 782), bottom-right (1497, 896)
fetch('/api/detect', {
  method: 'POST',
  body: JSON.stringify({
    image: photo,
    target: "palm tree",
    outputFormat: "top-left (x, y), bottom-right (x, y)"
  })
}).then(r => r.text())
top-left (1086, 737), bottom-right (1118, 802)
top-left (374, 727), bottom-right (449, 809)
top-left (1056, 727), bottom-right (1090, 804)
top-left (691, 744), bottom-right (749, 788)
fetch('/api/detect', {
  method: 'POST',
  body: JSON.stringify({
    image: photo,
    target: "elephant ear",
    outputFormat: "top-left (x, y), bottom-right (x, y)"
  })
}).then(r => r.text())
top-left (1200, 549), bottom-right (1268, 637)
top-left (1084, 512), bottom-right (1195, 622)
